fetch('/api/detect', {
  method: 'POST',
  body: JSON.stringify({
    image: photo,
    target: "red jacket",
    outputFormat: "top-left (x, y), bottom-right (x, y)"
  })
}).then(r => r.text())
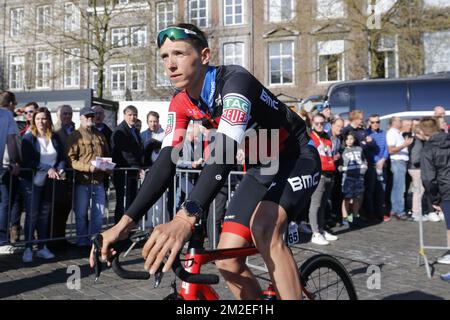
top-left (310, 131), bottom-right (335, 172)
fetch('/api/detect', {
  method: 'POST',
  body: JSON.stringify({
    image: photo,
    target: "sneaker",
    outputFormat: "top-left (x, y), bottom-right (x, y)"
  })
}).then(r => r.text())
top-left (441, 272), bottom-right (450, 281)
top-left (0, 244), bottom-right (17, 255)
top-left (437, 254), bottom-right (450, 265)
top-left (438, 211), bottom-right (445, 221)
top-left (341, 218), bottom-right (350, 227)
top-left (22, 248), bottom-right (33, 263)
top-left (412, 214), bottom-right (429, 222)
top-left (322, 230), bottom-right (338, 241)
top-left (36, 246), bottom-right (55, 260)
top-left (383, 215), bottom-right (391, 222)
top-left (347, 214), bottom-right (354, 223)
top-left (299, 221), bottom-right (312, 234)
top-left (394, 213), bottom-right (408, 221)
top-left (311, 233), bottom-right (330, 246)
top-left (428, 212), bottom-right (441, 222)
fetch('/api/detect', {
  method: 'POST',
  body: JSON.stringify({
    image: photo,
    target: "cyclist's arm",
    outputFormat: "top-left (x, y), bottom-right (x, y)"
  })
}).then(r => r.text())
top-left (125, 146), bottom-right (178, 223)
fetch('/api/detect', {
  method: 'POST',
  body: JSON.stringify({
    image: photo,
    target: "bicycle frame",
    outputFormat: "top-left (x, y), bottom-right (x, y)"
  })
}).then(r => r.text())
top-left (179, 246), bottom-right (259, 300)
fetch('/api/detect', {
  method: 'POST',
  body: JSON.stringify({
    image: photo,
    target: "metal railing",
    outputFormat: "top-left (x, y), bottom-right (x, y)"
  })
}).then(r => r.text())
top-left (0, 167), bottom-right (245, 250)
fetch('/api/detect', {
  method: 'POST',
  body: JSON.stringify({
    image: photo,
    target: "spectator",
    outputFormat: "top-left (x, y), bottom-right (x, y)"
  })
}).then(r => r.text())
top-left (401, 119), bottom-right (413, 139)
top-left (21, 107), bottom-right (65, 262)
top-left (339, 132), bottom-right (368, 226)
top-left (408, 126), bottom-right (427, 221)
top-left (19, 102), bottom-right (39, 136)
top-left (342, 110), bottom-right (375, 155)
top-left (141, 111), bottom-right (166, 228)
top-left (111, 105), bottom-right (144, 223)
top-left (419, 117), bottom-right (450, 264)
top-left (306, 114), bottom-right (338, 245)
top-left (92, 105), bottom-right (113, 150)
top-left (67, 107), bottom-right (110, 248)
top-left (141, 111), bottom-right (165, 167)
top-left (316, 102), bottom-right (332, 134)
top-left (434, 105), bottom-right (446, 118)
top-left (330, 118), bottom-right (345, 225)
top-left (386, 116), bottom-right (413, 220)
top-left (436, 116), bottom-right (449, 134)
top-left (364, 114), bottom-right (389, 222)
top-left (0, 91), bottom-right (21, 255)
top-left (49, 105), bottom-right (75, 250)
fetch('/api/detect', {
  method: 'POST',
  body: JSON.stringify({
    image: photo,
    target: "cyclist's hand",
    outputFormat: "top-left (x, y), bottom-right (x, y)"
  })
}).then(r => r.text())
top-left (89, 216), bottom-right (135, 268)
top-left (142, 216), bottom-right (193, 275)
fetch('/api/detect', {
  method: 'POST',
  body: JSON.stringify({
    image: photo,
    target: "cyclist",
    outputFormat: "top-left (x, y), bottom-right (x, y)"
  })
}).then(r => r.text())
top-left (90, 23), bottom-right (321, 300)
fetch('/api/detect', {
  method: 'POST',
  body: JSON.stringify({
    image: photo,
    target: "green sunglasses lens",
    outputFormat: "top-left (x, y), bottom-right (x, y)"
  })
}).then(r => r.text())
top-left (157, 27), bottom-right (207, 48)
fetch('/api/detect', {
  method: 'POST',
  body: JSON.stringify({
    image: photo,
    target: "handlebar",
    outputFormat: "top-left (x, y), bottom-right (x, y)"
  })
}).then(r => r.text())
top-left (92, 231), bottom-right (220, 285)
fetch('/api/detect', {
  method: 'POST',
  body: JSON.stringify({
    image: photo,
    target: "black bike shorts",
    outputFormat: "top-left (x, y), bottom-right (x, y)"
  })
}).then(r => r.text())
top-left (222, 144), bottom-right (321, 243)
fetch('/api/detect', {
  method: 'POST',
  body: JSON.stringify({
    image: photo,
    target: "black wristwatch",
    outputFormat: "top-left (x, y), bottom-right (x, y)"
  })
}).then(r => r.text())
top-left (180, 200), bottom-right (203, 222)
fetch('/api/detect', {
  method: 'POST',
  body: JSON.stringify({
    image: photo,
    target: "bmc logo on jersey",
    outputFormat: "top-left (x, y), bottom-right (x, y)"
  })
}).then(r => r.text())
top-left (165, 113), bottom-right (175, 135)
top-left (288, 172), bottom-right (320, 192)
top-left (260, 89), bottom-right (279, 110)
top-left (222, 93), bottom-right (250, 126)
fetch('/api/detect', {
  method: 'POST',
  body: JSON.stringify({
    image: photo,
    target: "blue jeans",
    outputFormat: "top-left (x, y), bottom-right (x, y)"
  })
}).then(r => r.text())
top-left (390, 160), bottom-right (407, 215)
top-left (22, 179), bottom-right (51, 249)
top-left (74, 184), bottom-right (105, 246)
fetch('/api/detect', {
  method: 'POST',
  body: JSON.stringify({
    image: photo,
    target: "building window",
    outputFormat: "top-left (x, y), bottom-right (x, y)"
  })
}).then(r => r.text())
top-left (268, 0), bottom-right (294, 23)
top-left (156, 1), bottom-right (175, 31)
top-left (110, 65), bottom-right (126, 94)
top-left (9, 54), bottom-right (25, 90)
top-left (223, 42), bottom-right (244, 66)
top-left (111, 27), bottom-right (128, 47)
top-left (119, 0), bottom-right (129, 4)
top-left (37, 5), bottom-right (52, 34)
top-left (317, 40), bottom-right (345, 83)
top-left (188, 0), bottom-right (208, 28)
top-left (424, 0), bottom-right (450, 7)
top-left (36, 51), bottom-right (52, 89)
top-left (424, 31), bottom-right (450, 74)
top-left (268, 41), bottom-right (294, 85)
top-left (372, 37), bottom-right (398, 78)
top-left (10, 8), bottom-right (24, 37)
top-left (316, 0), bottom-right (344, 19)
top-left (366, 0), bottom-right (396, 15)
top-left (131, 64), bottom-right (146, 91)
top-left (91, 67), bottom-right (98, 92)
top-left (64, 49), bottom-right (80, 88)
top-left (156, 59), bottom-right (171, 87)
top-left (224, 0), bottom-right (244, 26)
top-left (130, 26), bottom-right (147, 47)
top-left (64, 2), bottom-right (80, 32)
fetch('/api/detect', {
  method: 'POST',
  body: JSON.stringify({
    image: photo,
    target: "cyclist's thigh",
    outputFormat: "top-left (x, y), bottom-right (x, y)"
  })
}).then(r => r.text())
top-left (262, 144), bottom-right (321, 221)
top-left (222, 172), bottom-right (270, 244)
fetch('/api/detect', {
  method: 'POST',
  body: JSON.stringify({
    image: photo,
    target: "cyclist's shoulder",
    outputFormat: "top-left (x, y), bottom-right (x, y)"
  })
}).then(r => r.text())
top-left (217, 65), bottom-right (255, 84)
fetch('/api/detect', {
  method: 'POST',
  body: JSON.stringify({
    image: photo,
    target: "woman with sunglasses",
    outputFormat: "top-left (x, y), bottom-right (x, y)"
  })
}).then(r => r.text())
top-left (91, 23), bottom-right (321, 300)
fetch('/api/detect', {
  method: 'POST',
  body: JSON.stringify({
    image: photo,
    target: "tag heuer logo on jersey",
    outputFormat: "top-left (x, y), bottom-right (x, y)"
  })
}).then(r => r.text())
top-left (222, 93), bottom-right (250, 126)
top-left (165, 113), bottom-right (175, 135)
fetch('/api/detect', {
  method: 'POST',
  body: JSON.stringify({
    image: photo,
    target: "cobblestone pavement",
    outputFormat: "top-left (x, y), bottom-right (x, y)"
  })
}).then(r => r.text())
top-left (1, 218), bottom-right (450, 300)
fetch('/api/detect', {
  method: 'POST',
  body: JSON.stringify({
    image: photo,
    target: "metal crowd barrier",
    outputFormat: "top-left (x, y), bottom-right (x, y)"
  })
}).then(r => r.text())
top-left (0, 167), bottom-right (245, 250)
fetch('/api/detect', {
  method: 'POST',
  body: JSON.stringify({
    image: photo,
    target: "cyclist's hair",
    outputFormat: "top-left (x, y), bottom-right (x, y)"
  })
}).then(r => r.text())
top-left (170, 23), bottom-right (209, 51)
top-left (147, 111), bottom-right (160, 121)
top-left (123, 105), bottom-right (138, 115)
top-left (349, 110), bottom-right (364, 121)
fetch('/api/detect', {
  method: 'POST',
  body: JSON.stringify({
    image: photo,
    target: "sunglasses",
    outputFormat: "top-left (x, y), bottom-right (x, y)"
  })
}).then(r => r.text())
top-left (370, 121), bottom-right (380, 124)
top-left (314, 122), bottom-right (324, 126)
top-left (25, 110), bottom-right (34, 114)
top-left (156, 27), bottom-right (208, 48)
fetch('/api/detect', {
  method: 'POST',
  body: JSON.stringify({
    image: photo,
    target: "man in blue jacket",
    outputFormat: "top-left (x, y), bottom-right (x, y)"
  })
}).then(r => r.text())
top-left (364, 114), bottom-right (389, 222)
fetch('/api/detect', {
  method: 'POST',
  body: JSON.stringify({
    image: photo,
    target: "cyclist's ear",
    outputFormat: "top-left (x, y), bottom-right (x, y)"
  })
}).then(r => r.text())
top-left (200, 47), bottom-right (211, 66)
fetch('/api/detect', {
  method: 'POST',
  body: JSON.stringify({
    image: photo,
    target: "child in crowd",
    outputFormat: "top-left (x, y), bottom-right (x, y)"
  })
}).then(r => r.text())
top-left (339, 133), bottom-right (368, 226)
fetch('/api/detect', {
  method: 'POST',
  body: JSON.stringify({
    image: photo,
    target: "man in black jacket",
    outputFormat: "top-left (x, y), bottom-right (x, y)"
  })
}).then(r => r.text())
top-left (111, 105), bottom-right (144, 223)
top-left (420, 117), bottom-right (450, 264)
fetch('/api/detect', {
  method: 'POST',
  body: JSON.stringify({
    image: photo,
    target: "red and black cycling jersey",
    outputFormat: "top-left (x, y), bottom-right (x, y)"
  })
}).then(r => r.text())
top-left (162, 65), bottom-right (309, 156)
top-left (125, 65), bottom-right (310, 223)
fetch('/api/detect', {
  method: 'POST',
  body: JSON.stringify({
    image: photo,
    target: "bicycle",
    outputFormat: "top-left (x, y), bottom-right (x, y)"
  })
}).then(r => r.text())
top-left (92, 224), bottom-right (358, 300)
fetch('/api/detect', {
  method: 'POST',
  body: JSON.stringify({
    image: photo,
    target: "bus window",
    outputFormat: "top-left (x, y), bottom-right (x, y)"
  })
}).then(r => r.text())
top-left (354, 83), bottom-right (407, 116)
top-left (328, 85), bottom-right (350, 110)
top-left (410, 80), bottom-right (450, 111)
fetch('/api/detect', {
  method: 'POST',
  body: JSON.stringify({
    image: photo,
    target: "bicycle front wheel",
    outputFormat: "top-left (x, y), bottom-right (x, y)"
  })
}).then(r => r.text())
top-left (299, 254), bottom-right (357, 300)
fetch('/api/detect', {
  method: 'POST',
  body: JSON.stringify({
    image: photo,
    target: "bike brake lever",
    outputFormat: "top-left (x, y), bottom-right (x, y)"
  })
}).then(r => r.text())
top-left (154, 269), bottom-right (164, 288)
